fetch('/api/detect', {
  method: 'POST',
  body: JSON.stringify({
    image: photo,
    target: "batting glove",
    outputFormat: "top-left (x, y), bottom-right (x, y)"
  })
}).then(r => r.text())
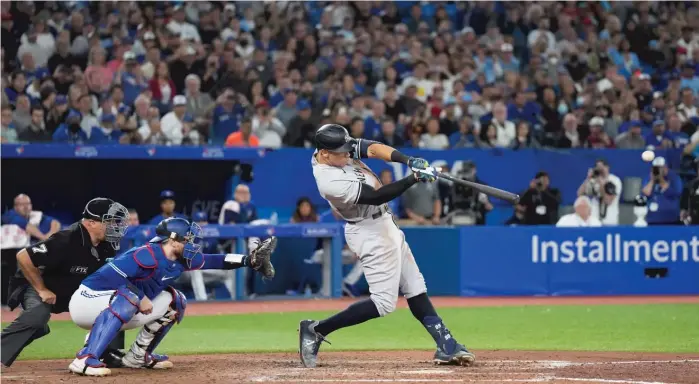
top-left (412, 166), bottom-right (437, 183)
top-left (408, 157), bottom-right (429, 170)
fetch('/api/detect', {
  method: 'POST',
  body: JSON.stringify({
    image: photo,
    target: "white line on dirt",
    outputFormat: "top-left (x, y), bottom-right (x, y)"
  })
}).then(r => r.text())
top-left (249, 379), bottom-right (550, 383)
top-left (487, 359), bottom-right (699, 367)
top-left (550, 377), bottom-right (673, 384)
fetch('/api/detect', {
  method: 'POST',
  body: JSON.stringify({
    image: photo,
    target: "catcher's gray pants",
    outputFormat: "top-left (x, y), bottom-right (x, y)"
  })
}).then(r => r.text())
top-left (344, 213), bottom-right (427, 316)
top-left (1, 287), bottom-right (52, 367)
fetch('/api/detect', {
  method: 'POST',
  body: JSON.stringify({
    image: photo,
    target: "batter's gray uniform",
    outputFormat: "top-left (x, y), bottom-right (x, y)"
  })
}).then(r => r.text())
top-left (312, 152), bottom-right (427, 316)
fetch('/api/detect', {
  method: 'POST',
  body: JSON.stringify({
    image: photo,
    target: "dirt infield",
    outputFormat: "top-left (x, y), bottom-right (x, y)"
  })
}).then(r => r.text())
top-left (2, 296), bottom-right (698, 383)
top-left (4, 351), bottom-right (699, 384)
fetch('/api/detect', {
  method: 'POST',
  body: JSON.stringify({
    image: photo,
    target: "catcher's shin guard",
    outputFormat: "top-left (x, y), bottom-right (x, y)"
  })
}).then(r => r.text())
top-left (122, 288), bottom-right (186, 369)
top-left (70, 287), bottom-right (140, 375)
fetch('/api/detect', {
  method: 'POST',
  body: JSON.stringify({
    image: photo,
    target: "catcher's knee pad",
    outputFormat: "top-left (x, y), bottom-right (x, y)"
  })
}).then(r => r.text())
top-left (166, 286), bottom-right (187, 323)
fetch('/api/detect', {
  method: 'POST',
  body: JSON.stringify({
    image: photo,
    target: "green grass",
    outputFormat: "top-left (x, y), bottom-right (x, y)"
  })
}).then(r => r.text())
top-left (4, 303), bottom-right (699, 360)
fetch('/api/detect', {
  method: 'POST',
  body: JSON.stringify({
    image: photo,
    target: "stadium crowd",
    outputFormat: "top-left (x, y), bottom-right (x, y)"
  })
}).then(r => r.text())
top-left (0, 1), bottom-right (698, 153)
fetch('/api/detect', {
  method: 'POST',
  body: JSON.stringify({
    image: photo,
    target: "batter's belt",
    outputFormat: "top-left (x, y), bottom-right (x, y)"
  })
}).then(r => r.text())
top-left (346, 205), bottom-right (389, 225)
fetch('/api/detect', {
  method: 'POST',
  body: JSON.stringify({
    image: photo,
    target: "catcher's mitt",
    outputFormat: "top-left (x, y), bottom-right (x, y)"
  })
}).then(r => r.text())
top-left (249, 237), bottom-right (277, 279)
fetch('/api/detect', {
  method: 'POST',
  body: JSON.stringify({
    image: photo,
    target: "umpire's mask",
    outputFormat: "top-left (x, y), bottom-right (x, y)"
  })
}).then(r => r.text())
top-left (82, 198), bottom-right (130, 250)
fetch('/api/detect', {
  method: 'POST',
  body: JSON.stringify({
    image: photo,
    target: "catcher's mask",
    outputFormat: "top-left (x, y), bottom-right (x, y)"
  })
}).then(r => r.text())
top-left (82, 197), bottom-right (129, 250)
top-left (149, 218), bottom-right (203, 268)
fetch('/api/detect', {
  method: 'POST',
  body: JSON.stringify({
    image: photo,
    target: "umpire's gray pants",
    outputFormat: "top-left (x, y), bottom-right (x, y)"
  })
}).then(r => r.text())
top-left (1, 287), bottom-right (52, 367)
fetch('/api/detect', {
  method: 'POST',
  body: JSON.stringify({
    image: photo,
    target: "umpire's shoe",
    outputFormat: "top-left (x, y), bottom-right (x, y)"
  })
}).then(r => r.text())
top-left (102, 348), bottom-right (125, 368)
top-left (249, 237), bottom-right (277, 279)
top-left (298, 320), bottom-right (330, 368)
top-left (433, 343), bottom-right (476, 366)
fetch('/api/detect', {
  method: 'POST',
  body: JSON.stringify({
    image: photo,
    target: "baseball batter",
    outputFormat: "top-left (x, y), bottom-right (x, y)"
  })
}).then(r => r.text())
top-left (67, 217), bottom-right (276, 376)
top-left (299, 124), bottom-right (475, 367)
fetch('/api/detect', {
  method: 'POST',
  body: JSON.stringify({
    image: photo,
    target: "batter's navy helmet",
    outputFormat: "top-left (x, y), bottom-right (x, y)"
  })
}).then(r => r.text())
top-left (314, 124), bottom-right (356, 152)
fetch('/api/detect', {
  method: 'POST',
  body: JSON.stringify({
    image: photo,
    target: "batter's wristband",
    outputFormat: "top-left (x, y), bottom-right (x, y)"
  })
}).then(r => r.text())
top-left (390, 150), bottom-right (410, 165)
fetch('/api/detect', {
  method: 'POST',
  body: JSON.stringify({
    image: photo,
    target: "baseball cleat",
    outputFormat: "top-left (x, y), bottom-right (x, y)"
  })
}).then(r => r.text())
top-left (298, 320), bottom-right (330, 368)
top-left (249, 236), bottom-right (277, 279)
top-left (69, 356), bottom-right (112, 376)
top-left (433, 344), bottom-right (476, 366)
top-left (122, 351), bottom-right (173, 369)
top-left (102, 348), bottom-right (126, 368)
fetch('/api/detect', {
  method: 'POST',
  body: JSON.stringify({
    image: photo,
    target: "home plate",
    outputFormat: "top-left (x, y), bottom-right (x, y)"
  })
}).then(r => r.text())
top-left (398, 369), bottom-right (453, 374)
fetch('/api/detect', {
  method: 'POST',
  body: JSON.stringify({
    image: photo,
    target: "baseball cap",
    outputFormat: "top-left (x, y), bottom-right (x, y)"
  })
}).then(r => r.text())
top-left (123, 51), bottom-right (136, 61)
top-left (160, 190), bottom-right (176, 201)
top-left (143, 31), bottom-right (155, 40)
top-left (55, 94), bottom-right (68, 105)
top-left (101, 114), bottom-right (116, 123)
top-left (173, 95), bottom-right (187, 106)
top-left (193, 211), bottom-right (208, 222)
top-left (589, 117), bottom-right (604, 126)
top-left (638, 73), bottom-right (651, 81)
top-left (501, 43), bottom-right (513, 52)
top-left (82, 198), bottom-right (117, 220)
top-left (183, 114), bottom-right (194, 123)
top-left (653, 120), bottom-right (665, 127)
top-left (461, 93), bottom-right (473, 103)
top-left (652, 156), bottom-right (666, 167)
top-left (297, 100), bottom-right (311, 110)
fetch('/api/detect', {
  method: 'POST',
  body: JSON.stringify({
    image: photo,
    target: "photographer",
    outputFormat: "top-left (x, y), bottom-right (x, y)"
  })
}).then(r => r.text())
top-left (577, 159), bottom-right (622, 226)
top-left (680, 161), bottom-right (699, 226)
top-left (447, 161), bottom-right (493, 225)
top-left (518, 171), bottom-right (561, 225)
top-left (642, 157), bottom-right (683, 225)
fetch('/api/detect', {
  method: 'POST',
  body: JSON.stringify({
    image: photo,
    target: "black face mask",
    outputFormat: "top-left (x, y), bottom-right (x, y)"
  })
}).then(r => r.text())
top-left (69, 122), bottom-right (81, 134)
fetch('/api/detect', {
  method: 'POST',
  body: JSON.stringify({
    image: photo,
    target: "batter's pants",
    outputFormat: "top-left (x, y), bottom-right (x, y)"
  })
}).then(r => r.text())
top-left (1, 287), bottom-right (51, 367)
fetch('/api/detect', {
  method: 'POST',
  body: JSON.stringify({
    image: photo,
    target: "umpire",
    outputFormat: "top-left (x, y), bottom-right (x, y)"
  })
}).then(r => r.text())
top-left (1, 198), bottom-right (129, 367)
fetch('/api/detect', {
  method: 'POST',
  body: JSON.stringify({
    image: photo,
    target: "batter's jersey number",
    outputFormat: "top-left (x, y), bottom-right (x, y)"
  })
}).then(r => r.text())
top-left (32, 244), bottom-right (48, 254)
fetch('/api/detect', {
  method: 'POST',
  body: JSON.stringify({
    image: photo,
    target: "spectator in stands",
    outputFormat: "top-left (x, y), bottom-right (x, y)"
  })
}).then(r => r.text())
top-left (401, 171), bottom-right (441, 226)
top-left (666, 113), bottom-right (690, 149)
top-left (211, 89), bottom-right (247, 145)
top-left (680, 161), bottom-right (699, 225)
top-left (489, 102), bottom-right (516, 147)
top-left (450, 117), bottom-right (476, 149)
top-left (84, 47), bottom-right (113, 97)
top-left (615, 121), bottom-right (646, 149)
top-left (52, 110), bottom-right (87, 144)
top-left (439, 98), bottom-right (460, 137)
top-left (147, 190), bottom-right (187, 225)
top-left (284, 100), bottom-right (315, 147)
top-left (641, 157), bottom-right (683, 225)
top-left (225, 117), bottom-right (259, 147)
top-left (1, 194), bottom-right (60, 242)
top-left (19, 105), bottom-right (51, 143)
top-left (677, 88), bottom-right (697, 124)
top-left (11, 94), bottom-right (31, 132)
top-left (511, 121), bottom-right (541, 149)
top-left (645, 120), bottom-right (674, 149)
top-left (290, 197), bottom-right (318, 224)
top-left (17, 25), bottom-right (52, 69)
top-left (584, 117), bottom-right (615, 149)
top-left (273, 89), bottom-right (298, 129)
top-left (577, 158), bottom-right (622, 226)
top-left (252, 99), bottom-right (285, 148)
top-left (5, 72), bottom-right (26, 106)
top-left (120, 208), bottom-right (149, 251)
top-left (420, 117), bottom-right (449, 149)
top-left (376, 118), bottom-right (404, 148)
top-left (90, 114), bottom-right (122, 144)
top-left (556, 196), bottom-right (602, 227)
top-left (77, 94), bottom-right (98, 138)
top-left (518, 171), bottom-right (561, 225)
top-left (161, 95), bottom-right (199, 145)
top-left (184, 74), bottom-right (214, 120)
top-left (115, 51), bottom-right (148, 107)
top-left (363, 100), bottom-right (385, 140)
top-left (149, 62), bottom-right (176, 115)
top-left (558, 113), bottom-right (582, 148)
top-left (221, 184), bottom-right (258, 224)
top-left (44, 94), bottom-right (68, 134)
top-left (1, 104), bottom-right (18, 143)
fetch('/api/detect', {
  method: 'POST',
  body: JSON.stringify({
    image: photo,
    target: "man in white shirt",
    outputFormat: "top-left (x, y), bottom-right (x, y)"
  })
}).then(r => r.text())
top-left (576, 158), bottom-right (622, 226)
top-left (159, 95), bottom-right (189, 145)
top-left (490, 102), bottom-right (516, 148)
top-left (167, 6), bottom-right (201, 43)
top-left (557, 196), bottom-right (602, 227)
top-left (399, 61), bottom-right (436, 103)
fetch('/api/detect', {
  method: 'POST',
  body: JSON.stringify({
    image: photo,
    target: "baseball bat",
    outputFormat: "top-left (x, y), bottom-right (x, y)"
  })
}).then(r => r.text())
top-left (437, 172), bottom-right (520, 204)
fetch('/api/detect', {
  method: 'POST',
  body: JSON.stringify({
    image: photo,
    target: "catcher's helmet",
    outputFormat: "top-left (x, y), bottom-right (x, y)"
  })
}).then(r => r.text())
top-left (149, 217), bottom-right (203, 268)
top-left (314, 124), bottom-right (356, 152)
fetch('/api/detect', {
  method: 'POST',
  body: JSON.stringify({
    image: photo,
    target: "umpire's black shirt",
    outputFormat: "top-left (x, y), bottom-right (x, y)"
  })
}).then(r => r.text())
top-left (10, 222), bottom-right (116, 313)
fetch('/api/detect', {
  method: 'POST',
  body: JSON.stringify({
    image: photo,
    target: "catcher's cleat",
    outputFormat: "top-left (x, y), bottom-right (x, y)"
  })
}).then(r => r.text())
top-left (102, 348), bottom-right (126, 368)
top-left (298, 320), bottom-right (330, 368)
top-left (433, 344), bottom-right (476, 366)
top-left (69, 355), bottom-right (112, 376)
top-left (249, 236), bottom-right (277, 279)
top-left (122, 351), bottom-right (173, 369)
